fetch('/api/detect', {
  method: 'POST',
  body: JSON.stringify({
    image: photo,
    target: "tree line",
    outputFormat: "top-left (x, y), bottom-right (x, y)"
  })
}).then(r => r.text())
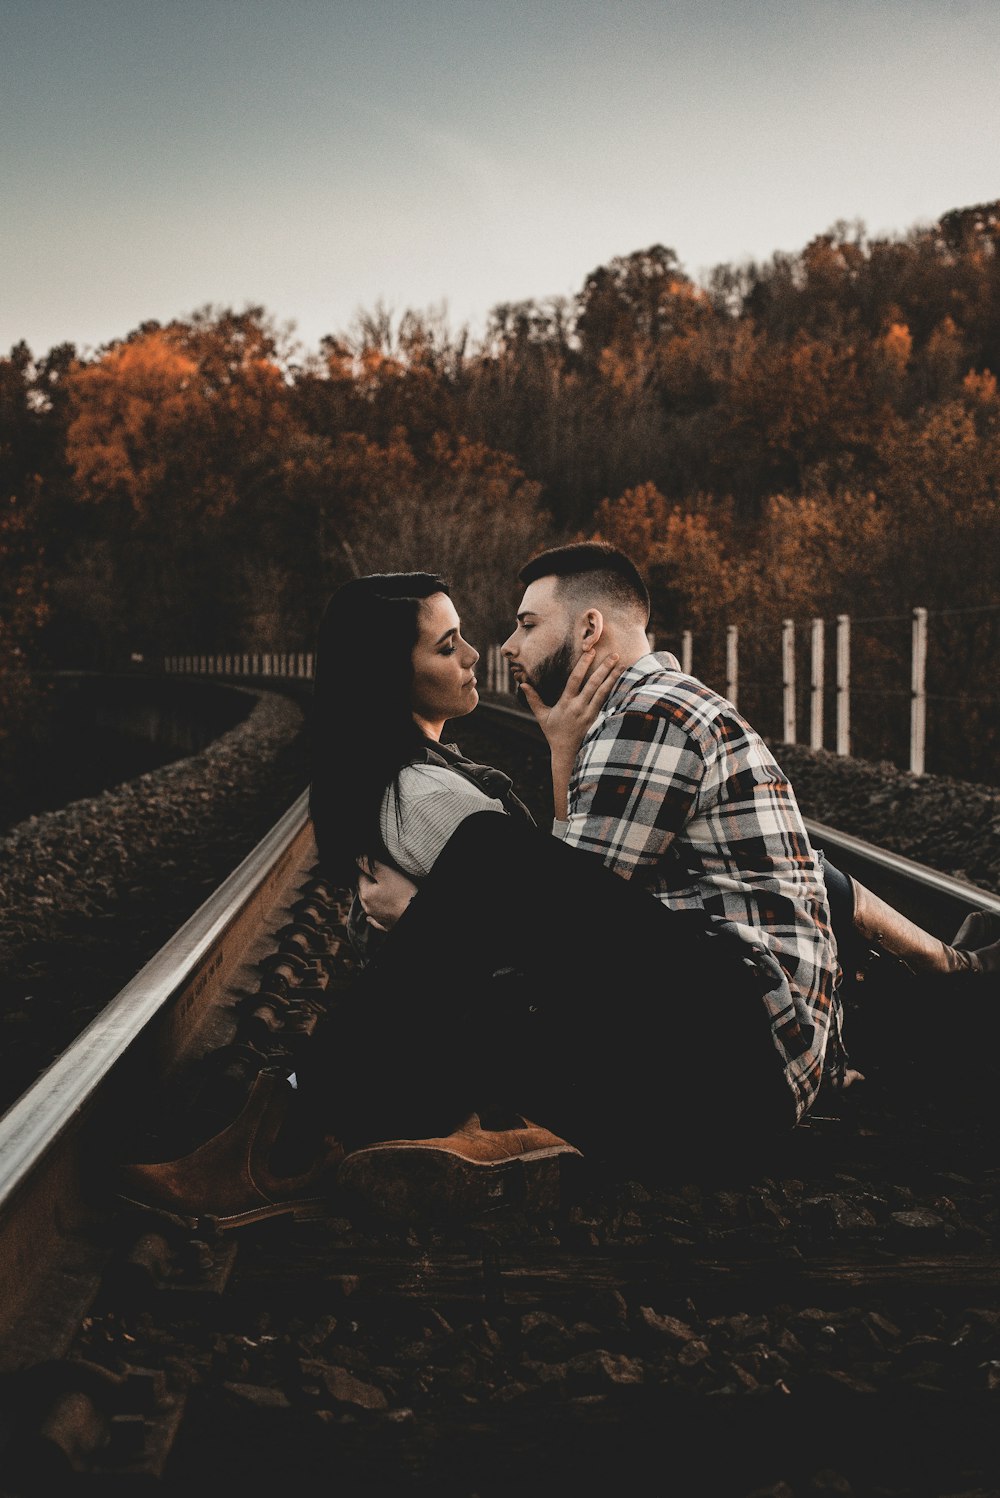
top-left (2, 199), bottom-right (999, 788)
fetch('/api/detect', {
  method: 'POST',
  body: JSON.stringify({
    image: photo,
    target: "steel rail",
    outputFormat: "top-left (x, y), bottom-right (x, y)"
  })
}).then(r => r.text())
top-left (0, 789), bottom-right (313, 1365)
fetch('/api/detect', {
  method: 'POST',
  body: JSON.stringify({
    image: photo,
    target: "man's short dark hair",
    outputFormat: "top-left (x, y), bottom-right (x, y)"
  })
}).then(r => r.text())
top-left (518, 542), bottom-right (650, 623)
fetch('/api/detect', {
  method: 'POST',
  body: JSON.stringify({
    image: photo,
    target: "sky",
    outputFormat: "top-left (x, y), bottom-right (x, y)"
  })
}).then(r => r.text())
top-left (2, 0), bottom-right (999, 362)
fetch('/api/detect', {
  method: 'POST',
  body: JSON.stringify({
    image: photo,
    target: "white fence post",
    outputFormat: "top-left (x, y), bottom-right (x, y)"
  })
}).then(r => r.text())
top-left (726, 625), bottom-right (738, 708)
top-left (681, 630), bottom-right (693, 674)
top-left (910, 606), bottom-right (928, 776)
top-left (782, 619), bottom-right (796, 744)
top-left (836, 614), bottom-right (851, 757)
top-left (810, 618), bottom-right (824, 750)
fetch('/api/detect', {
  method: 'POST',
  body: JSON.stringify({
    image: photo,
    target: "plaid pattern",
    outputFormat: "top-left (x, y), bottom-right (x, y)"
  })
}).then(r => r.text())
top-left (554, 652), bottom-right (841, 1121)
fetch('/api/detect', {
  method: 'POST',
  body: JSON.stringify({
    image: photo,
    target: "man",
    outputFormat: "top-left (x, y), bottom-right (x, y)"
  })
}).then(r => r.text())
top-left (501, 541), bottom-right (845, 1125)
top-left (500, 541), bottom-right (1000, 1123)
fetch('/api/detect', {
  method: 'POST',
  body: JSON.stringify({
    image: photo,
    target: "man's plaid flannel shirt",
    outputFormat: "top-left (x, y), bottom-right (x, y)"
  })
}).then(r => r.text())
top-left (552, 652), bottom-right (844, 1121)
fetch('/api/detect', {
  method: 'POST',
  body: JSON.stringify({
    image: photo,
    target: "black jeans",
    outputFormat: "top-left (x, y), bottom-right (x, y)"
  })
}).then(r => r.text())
top-left (301, 813), bottom-right (797, 1164)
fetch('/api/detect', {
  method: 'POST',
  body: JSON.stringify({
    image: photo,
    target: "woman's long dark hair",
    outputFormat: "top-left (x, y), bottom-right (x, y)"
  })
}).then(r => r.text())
top-left (309, 571), bottom-right (451, 887)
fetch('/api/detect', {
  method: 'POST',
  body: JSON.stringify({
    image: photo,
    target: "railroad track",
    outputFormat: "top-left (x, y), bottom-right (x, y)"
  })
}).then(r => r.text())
top-left (0, 703), bottom-right (998, 1495)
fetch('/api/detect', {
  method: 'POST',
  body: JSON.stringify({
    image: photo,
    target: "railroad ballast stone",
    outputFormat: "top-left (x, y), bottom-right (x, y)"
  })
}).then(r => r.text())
top-left (772, 742), bottom-right (1000, 892)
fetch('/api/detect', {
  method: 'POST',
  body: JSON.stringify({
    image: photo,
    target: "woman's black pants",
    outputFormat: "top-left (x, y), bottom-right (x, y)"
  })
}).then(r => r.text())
top-left (300, 813), bottom-right (798, 1168)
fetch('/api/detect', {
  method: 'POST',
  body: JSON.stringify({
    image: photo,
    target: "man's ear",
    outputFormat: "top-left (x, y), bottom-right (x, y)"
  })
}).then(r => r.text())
top-left (580, 608), bottom-right (605, 647)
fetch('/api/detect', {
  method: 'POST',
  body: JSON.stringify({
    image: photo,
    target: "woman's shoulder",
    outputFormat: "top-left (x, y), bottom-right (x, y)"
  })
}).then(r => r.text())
top-left (397, 762), bottom-right (499, 802)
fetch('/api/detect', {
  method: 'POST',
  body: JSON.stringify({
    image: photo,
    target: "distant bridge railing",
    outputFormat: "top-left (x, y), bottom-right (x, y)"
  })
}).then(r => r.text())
top-left (164, 653), bottom-right (314, 679)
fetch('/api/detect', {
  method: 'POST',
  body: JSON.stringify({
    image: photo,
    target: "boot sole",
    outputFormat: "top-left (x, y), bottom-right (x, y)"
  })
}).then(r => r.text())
top-left (336, 1143), bottom-right (584, 1222)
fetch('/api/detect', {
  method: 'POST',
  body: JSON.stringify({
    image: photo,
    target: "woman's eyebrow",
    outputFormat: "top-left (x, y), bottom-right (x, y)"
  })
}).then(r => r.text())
top-left (434, 625), bottom-right (458, 646)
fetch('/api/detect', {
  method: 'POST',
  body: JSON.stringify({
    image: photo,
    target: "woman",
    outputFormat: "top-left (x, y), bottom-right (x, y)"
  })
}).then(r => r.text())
top-left (118, 572), bottom-right (629, 1228)
top-left (301, 572), bottom-right (631, 1180)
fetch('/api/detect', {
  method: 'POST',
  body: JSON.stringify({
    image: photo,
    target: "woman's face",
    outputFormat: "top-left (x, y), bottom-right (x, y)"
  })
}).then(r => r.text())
top-left (410, 592), bottom-right (480, 735)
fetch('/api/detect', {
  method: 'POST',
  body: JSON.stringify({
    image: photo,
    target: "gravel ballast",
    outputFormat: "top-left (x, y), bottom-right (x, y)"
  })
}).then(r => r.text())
top-left (0, 685), bottom-right (311, 1115)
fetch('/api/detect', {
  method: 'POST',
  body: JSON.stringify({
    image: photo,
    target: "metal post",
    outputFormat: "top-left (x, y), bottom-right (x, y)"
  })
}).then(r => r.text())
top-left (810, 618), bottom-right (824, 750)
top-left (836, 614), bottom-right (851, 758)
top-left (681, 630), bottom-right (693, 674)
top-left (910, 606), bottom-right (927, 776)
top-left (726, 625), bottom-right (738, 708)
top-left (781, 619), bottom-right (796, 744)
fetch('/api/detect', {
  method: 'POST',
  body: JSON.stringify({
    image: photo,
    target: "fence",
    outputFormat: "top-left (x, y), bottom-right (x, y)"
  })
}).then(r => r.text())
top-left (489, 602), bottom-right (1000, 785)
top-left (167, 600), bottom-right (1000, 784)
top-left (163, 653), bottom-right (314, 678)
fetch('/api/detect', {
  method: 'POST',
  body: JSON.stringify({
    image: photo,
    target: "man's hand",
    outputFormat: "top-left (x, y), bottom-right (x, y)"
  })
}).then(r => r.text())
top-left (356, 860), bottom-right (420, 932)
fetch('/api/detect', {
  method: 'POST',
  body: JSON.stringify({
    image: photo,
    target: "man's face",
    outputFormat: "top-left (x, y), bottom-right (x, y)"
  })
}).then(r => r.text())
top-left (501, 576), bottom-right (578, 707)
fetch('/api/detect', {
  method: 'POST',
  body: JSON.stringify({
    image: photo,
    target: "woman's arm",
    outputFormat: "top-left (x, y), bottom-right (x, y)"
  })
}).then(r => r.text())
top-left (352, 767), bottom-right (507, 939)
top-left (517, 648), bottom-right (622, 820)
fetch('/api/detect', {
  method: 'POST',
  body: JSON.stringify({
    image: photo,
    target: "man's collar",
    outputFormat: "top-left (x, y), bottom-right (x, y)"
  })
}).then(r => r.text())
top-left (603, 650), bottom-right (682, 712)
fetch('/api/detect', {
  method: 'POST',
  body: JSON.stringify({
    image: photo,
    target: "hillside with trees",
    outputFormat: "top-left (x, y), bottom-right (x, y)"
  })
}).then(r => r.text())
top-left (2, 201), bottom-right (999, 789)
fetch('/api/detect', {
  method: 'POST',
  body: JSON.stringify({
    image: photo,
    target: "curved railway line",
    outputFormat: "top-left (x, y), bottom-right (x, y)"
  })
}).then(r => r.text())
top-left (1, 701), bottom-right (999, 1495)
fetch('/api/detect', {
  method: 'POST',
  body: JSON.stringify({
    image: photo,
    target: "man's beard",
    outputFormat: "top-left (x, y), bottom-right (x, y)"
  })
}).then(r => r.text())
top-left (526, 638), bottom-right (577, 707)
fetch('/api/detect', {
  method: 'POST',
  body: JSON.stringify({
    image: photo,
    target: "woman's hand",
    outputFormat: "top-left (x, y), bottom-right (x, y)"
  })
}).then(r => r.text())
top-left (518, 647), bottom-right (622, 821)
top-left (356, 860), bottom-right (420, 932)
top-left (518, 647), bottom-right (622, 761)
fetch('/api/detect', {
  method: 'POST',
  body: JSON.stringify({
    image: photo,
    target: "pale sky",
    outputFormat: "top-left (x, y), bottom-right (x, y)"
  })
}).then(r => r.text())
top-left (2, 0), bottom-right (999, 361)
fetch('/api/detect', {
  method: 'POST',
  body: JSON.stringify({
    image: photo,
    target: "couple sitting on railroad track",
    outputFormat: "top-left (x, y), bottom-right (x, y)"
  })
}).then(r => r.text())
top-left (118, 543), bottom-right (1000, 1228)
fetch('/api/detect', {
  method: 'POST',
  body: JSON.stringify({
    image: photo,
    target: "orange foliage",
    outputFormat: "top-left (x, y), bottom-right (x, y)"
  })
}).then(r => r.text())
top-left (963, 368), bottom-right (998, 406)
top-left (879, 321), bottom-right (912, 372)
top-left (65, 318), bottom-right (293, 519)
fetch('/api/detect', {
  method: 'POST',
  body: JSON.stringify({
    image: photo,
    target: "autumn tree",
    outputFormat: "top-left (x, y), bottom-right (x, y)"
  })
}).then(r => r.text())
top-left (62, 307), bottom-right (304, 655)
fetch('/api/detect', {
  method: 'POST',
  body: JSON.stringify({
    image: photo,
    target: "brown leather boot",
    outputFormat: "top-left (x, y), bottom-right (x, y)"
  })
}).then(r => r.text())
top-left (117, 1070), bottom-right (344, 1230)
top-left (850, 877), bottom-right (999, 975)
top-left (336, 1111), bottom-right (583, 1222)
